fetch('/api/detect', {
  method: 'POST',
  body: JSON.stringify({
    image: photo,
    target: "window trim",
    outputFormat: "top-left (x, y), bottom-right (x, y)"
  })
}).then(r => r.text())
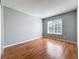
top-left (47, 19), bottom-right (62, 35)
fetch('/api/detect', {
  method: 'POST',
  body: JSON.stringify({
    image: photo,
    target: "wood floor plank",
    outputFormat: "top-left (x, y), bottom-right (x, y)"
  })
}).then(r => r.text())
top-left (2, 38), bottom-right (77, 59)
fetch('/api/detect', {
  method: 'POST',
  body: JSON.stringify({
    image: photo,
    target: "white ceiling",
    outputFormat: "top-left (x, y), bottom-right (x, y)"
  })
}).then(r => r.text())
top-left (3, 0), bottom-right (77, 18)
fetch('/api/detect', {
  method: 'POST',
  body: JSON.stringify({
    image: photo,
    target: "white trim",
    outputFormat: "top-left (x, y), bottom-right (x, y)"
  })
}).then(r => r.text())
top-left (4, 36), bottom-right (42, 48)
top-left (56, 38), bottom-right (77, 44)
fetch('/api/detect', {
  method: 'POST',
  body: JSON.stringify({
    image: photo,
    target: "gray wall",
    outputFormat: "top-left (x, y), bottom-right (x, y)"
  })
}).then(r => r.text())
top-left (0, 4), bottom-right (1, 57)
top-left (3, 6), bottom-right (42, 46)
top-left (43, 10), bottom-right (77, 42)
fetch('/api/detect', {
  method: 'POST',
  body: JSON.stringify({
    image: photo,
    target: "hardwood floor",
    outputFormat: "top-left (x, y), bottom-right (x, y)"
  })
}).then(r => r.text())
top-left (2, 38), bottom-right (77, 59)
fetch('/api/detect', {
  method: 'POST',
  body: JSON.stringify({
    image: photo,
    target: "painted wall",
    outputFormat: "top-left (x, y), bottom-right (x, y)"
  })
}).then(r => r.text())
top-left (0, 4), bottom-right (1, 58)
top-left (3, 6), bottom-right (42, 46)
top-left (43, 10), bottom-right (77, 42)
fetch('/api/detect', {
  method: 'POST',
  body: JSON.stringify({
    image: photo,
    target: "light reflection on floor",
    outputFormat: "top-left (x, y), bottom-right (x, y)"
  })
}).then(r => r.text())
top-left (47, 42), bottom-right (65, 59)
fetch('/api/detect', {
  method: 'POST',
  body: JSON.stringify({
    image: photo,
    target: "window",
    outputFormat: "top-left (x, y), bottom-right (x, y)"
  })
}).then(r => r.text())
top-left (47, 19), bottom-right (62, 35)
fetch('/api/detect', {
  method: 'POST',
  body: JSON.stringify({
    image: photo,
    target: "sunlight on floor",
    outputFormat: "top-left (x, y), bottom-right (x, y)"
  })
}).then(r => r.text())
top-left (47, 42), bottom-right (65, 59)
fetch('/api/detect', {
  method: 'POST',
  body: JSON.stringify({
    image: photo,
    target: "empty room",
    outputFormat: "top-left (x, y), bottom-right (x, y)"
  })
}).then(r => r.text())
top-left (1, 0), bottom-right (78, 59)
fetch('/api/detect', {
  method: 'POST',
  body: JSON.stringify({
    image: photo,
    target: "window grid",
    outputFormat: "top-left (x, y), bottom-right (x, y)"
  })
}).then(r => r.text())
top-left (47, 19), bottom-right (62, 35)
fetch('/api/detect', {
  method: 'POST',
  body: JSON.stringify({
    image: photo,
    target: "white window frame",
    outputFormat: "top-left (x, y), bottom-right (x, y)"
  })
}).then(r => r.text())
top-left (47, 19), bottom-right (62, 35)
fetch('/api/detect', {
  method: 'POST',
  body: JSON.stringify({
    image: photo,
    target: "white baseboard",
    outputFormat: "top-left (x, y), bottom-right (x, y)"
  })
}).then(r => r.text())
top-left (56, 38), bottom-right (77, 44)
top-left (4, 36), bottom-right (42, 48)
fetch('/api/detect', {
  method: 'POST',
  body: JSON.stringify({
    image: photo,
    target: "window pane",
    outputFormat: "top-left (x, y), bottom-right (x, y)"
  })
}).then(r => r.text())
top-left (47, 19), bottom-right (62, 35)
